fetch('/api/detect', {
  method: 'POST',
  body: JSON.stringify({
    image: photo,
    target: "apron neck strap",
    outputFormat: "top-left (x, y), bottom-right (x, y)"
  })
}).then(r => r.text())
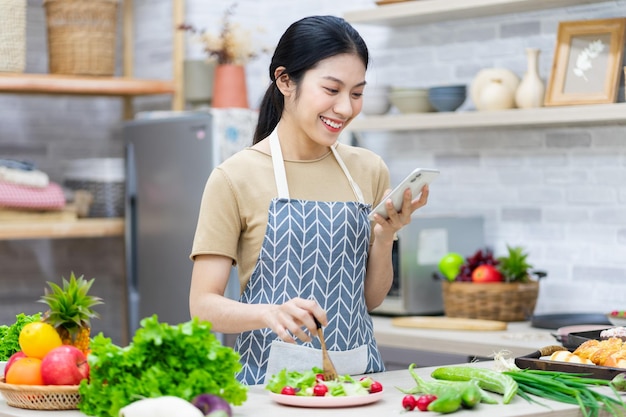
top-left (269, 128), bottom-right (365, 203)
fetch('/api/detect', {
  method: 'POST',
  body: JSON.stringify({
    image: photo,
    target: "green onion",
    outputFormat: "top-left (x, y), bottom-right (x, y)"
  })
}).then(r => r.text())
top-left (503, 369), bottom-right (626, 417)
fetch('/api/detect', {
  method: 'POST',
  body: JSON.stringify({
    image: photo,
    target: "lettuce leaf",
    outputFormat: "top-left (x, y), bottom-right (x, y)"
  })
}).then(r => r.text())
top-left (77, 315), bottom-right (247, 417)
top-left (0, 313), bottom-right (42, 361)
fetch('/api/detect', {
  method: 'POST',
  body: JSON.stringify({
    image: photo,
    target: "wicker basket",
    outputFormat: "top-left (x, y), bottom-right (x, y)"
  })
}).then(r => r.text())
top-left (0, 0), bottom-right (26, 72)
top-left (442, 280), bottom-right (539, 322)
top-left (0, 378), bottom-right (80, 410)
top-left (43, 0), bottom-right (119, 75)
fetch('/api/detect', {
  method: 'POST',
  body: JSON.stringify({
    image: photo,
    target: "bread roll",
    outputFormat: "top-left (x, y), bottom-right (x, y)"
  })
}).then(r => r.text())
top-left (549, 350), bottom-right (593, 364)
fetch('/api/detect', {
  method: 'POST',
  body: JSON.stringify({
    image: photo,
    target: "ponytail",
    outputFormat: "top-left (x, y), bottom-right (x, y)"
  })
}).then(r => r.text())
top-left (253, 82), bottom-right (283, 144)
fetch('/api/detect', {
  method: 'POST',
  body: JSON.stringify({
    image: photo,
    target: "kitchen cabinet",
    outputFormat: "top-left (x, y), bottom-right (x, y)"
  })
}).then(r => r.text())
top-left (0, 0), bottom-right (185, 241)
top-left (344, 0), bottom-right (626, 132)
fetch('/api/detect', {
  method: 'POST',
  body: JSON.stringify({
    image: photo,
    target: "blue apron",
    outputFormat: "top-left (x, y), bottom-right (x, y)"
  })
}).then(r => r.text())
top-left (233, 128), bottom-right (384, 385)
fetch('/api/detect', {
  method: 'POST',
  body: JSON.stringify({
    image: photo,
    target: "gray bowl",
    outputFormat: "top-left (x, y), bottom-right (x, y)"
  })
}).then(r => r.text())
top-left (428, 85), bottom-right (467, 112)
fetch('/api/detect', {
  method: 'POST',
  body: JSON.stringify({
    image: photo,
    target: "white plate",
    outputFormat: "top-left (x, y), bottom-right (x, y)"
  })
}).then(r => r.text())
top-left (268, 391), bottom-right (383, 408)
top-left (470, 68), bottom-right (520, 109)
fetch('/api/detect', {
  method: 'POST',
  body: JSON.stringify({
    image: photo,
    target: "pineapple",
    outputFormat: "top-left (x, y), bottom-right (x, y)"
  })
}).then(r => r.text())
top-left (39, 272), bottom-right (104, 354)
top-left (497, 245), bottom-right (533, 283)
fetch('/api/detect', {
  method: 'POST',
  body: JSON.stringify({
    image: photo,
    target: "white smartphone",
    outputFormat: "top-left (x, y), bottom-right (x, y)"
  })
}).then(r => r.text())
top-left (368, 168), bottom-right (440, 221)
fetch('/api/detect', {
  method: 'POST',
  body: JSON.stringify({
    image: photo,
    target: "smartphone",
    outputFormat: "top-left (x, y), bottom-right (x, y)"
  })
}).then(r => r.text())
top-left (368, 168), bottom-right (440, 221)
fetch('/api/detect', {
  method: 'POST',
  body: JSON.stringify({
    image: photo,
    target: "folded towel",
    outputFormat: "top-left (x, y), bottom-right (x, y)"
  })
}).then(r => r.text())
top-left (0, 181), bottom-right (65, 210)
top-left (0, 166), bottom-right (49, 188)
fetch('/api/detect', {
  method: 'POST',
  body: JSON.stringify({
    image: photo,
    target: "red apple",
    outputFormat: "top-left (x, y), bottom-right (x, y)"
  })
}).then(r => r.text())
top-left (471, 264), bottom-right (503, 283)
top-left (4, 351), bottom-right (27, 379)
top-left (40, 345), bottom-right (89, 385)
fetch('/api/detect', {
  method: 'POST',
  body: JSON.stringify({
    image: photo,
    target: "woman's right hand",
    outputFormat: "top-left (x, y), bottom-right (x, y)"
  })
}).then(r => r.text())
top-left (265, 297), bottom-right (327, 344)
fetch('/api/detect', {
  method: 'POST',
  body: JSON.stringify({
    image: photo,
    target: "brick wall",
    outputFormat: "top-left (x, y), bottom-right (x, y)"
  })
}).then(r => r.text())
top-left (1, 0), bottom-right (625, 342)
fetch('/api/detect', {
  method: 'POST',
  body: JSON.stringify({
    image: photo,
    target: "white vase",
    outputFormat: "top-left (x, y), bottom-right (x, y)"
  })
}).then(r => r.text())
top-left (479, 78), bottom-right (515, 111)
top-left (515, 48), bottom-right (545, 109)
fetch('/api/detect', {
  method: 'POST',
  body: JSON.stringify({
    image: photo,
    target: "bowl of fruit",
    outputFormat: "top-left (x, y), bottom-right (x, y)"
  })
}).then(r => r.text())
top-left (607, 311), bottom-right (626, 327)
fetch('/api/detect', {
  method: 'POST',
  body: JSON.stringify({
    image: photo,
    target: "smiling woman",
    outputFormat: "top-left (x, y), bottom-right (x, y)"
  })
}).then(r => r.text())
top-left (188, 15), bottom-right (432, 386)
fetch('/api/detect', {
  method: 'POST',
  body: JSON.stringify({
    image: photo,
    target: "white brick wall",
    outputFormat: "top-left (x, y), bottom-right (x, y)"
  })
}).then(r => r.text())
top-left (1, 0), bottom-right (625, 334)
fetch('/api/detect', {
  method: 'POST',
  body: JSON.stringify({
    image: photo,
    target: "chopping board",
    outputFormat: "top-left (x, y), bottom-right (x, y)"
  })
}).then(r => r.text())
top-left (391, 316), bottom-right (508, 331)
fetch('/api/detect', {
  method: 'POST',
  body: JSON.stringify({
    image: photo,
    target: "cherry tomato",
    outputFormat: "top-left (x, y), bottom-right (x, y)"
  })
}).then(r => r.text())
top-left (402, 394), bottom-right (417, 411)
top-left (313, 383), bottom-right (328, 397)
top-left (369, 381), bottom-right (383, 393)
top-left (416, 394), bottom-right (437, 411)
top-left (280, 386), bottom-right (296, 395)
top-left (316, 373), bottom-right (325, 382)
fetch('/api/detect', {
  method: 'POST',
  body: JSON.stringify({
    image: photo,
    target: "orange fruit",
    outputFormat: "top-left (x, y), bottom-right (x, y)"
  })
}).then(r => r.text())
top-left (5, 357), bottom-right (44, 385)
top-left (18, 322), bottom-right (63, 359)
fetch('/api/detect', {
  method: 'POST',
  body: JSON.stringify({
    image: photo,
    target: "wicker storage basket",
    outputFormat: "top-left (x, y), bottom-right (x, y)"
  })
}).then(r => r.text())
top-left (0, 0), bottom-right (26, 72)
top-left (43, 0), bottom-right (119, 75)
top-left (0, 378), bottom-right (80, 410)
top-left (442, 280), bottom-right (539, 322)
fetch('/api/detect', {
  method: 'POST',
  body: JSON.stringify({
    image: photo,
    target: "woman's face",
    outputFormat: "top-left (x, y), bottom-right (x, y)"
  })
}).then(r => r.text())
top-left (282, 53), bottom-right (366, 151)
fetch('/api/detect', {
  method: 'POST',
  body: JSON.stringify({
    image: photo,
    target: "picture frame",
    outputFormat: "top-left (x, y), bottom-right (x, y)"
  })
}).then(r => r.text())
top-left (544, 18), bottom-right (626, 106)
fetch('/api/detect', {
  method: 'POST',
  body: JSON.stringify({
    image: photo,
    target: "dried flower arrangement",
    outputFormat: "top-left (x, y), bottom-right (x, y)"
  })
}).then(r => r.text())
top-left (178, 3), bottom-right (267, 66)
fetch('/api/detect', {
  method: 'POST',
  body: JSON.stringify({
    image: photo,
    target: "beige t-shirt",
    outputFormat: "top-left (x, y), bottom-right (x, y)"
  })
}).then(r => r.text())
top-left (190, 143), bottom-right (390, 293)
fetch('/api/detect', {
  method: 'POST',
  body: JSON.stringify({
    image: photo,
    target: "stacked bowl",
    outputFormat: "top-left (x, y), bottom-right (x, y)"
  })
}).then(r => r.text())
top-left (428, 85), bottom-right (467, 112)
top-left (361, 85), bottom-right (391, 116)
top-left (389, 87), bottom-right (433, 113)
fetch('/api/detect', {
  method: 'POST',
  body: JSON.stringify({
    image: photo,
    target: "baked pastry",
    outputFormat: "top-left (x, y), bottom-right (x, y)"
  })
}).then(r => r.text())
top-left (549, 350), bottom-right (593, 364)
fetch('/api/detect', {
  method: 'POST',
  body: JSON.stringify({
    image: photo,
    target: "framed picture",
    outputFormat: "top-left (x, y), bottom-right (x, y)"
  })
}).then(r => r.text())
top-left (544, 18), bottom-right (626, 106)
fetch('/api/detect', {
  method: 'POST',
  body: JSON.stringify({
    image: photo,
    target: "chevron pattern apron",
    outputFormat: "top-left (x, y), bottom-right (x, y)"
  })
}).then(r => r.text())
top-left (233, 128), bottom-right (384, 385)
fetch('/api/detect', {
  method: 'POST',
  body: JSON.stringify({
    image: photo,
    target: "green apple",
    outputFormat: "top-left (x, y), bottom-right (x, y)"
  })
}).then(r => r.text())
top-left (438, 253), bottom-right (464, 281)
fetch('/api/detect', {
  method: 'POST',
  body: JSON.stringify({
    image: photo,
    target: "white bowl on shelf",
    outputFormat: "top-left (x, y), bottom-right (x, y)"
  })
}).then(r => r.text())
top-left (362, 86), bottom-right (391, 115)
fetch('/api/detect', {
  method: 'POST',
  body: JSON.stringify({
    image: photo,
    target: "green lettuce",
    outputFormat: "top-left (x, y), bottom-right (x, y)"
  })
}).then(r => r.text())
top-left (78, 315), bottom-right (247, 417)
top-left (0, 313), bottom-right (42, 361)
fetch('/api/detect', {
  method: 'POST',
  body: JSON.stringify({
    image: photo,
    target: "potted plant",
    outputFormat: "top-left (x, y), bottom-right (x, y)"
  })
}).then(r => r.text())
top-left (179, 3), bottom-right (267, 109)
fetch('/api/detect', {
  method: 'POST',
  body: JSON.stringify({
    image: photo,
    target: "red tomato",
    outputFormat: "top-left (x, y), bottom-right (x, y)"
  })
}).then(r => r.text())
top-left (471, 264), bottom-right (503, 283)
top-left (313, 383), bottom-right (328, 396)
top-left (280, 386), bottom-right (296, 395)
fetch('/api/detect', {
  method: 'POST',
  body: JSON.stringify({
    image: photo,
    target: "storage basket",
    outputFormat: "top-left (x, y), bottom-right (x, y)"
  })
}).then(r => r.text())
top-left (0, 378), bottom-right (80, 410)
top-left (63, 158), bottom-right (125, 218)
top-left (442, 280), bottom-right (539, 322)
top-left (0, 0), bottom-right (26, 72)
top-left (43, 0), bottom-right (119, 75)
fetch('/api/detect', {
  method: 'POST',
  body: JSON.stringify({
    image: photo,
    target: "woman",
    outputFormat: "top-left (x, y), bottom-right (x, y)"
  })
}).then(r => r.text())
top-left (189, 15), bottom-right (429, 385)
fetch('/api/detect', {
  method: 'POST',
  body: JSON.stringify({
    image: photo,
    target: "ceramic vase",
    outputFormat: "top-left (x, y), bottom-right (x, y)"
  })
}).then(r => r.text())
top-left (515, 48), bottom-right (545, 109)
top-left (479, 78), bottom-right (515, 111)
top-left (211, 64), bottom-right (249, 109)
top-left (183, 59), bottom-right (215, 109)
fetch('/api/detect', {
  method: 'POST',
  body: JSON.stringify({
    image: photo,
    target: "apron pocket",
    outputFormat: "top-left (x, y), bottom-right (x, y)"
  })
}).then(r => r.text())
top-left (264, 340), bottom-right (368, 383)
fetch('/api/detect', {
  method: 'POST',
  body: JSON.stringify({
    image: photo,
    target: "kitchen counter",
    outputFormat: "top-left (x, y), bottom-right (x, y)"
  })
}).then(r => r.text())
top-left (0, 361), bottom-right (622, 417)
top-left (371, 316), bottom-right (558, 358)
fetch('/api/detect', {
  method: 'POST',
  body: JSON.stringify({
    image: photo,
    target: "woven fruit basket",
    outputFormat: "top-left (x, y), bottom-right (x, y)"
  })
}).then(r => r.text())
top-left (442, 280), bottom-right (539, 322)
top-left (0, 378), bottom-right (80, 410)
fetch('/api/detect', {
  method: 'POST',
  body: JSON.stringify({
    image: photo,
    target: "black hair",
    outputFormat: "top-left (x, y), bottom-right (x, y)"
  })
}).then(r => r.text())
top-left (252, 15), bottom-right (369, 144)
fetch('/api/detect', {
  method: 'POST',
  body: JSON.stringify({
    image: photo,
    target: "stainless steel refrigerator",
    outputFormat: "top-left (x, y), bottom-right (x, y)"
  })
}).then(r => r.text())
top-left (123, 110), bottom-right (257, 340)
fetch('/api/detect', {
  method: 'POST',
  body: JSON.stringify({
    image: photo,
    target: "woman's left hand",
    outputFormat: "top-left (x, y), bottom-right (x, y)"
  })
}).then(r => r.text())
top-left (371, 185), bottom-right (429, 238)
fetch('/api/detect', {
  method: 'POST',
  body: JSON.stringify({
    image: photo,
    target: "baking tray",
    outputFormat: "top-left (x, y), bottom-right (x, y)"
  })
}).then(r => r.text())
top-left (515, 349), bottom-right (625, 380)
top-left (567, 329), bottom-right (614, 350)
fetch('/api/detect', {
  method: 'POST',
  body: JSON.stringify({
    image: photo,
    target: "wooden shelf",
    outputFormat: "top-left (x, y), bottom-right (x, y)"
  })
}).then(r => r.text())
top-left (0, 73), bottom-right (175, 97)
top-left (0, 218), bottom-right (124, 240)
top-left (344, 0), bottom-right (608, 26)
top-left (349, 103), bottom-right (626, 132)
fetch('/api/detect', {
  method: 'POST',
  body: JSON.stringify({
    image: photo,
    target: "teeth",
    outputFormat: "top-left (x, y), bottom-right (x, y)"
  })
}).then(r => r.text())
top-left (321, 117), bottom-right (342, 129)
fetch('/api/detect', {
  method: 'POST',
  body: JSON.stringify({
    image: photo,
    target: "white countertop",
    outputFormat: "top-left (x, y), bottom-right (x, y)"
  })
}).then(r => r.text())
top-left (0, 361), bottom-right (621, 417)
top-left (371, 316), bottom-right (558, 358)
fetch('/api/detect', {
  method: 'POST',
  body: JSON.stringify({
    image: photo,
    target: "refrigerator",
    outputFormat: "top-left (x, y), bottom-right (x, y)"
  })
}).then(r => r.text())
top-left (123, 109), bottom-right (257, 340)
